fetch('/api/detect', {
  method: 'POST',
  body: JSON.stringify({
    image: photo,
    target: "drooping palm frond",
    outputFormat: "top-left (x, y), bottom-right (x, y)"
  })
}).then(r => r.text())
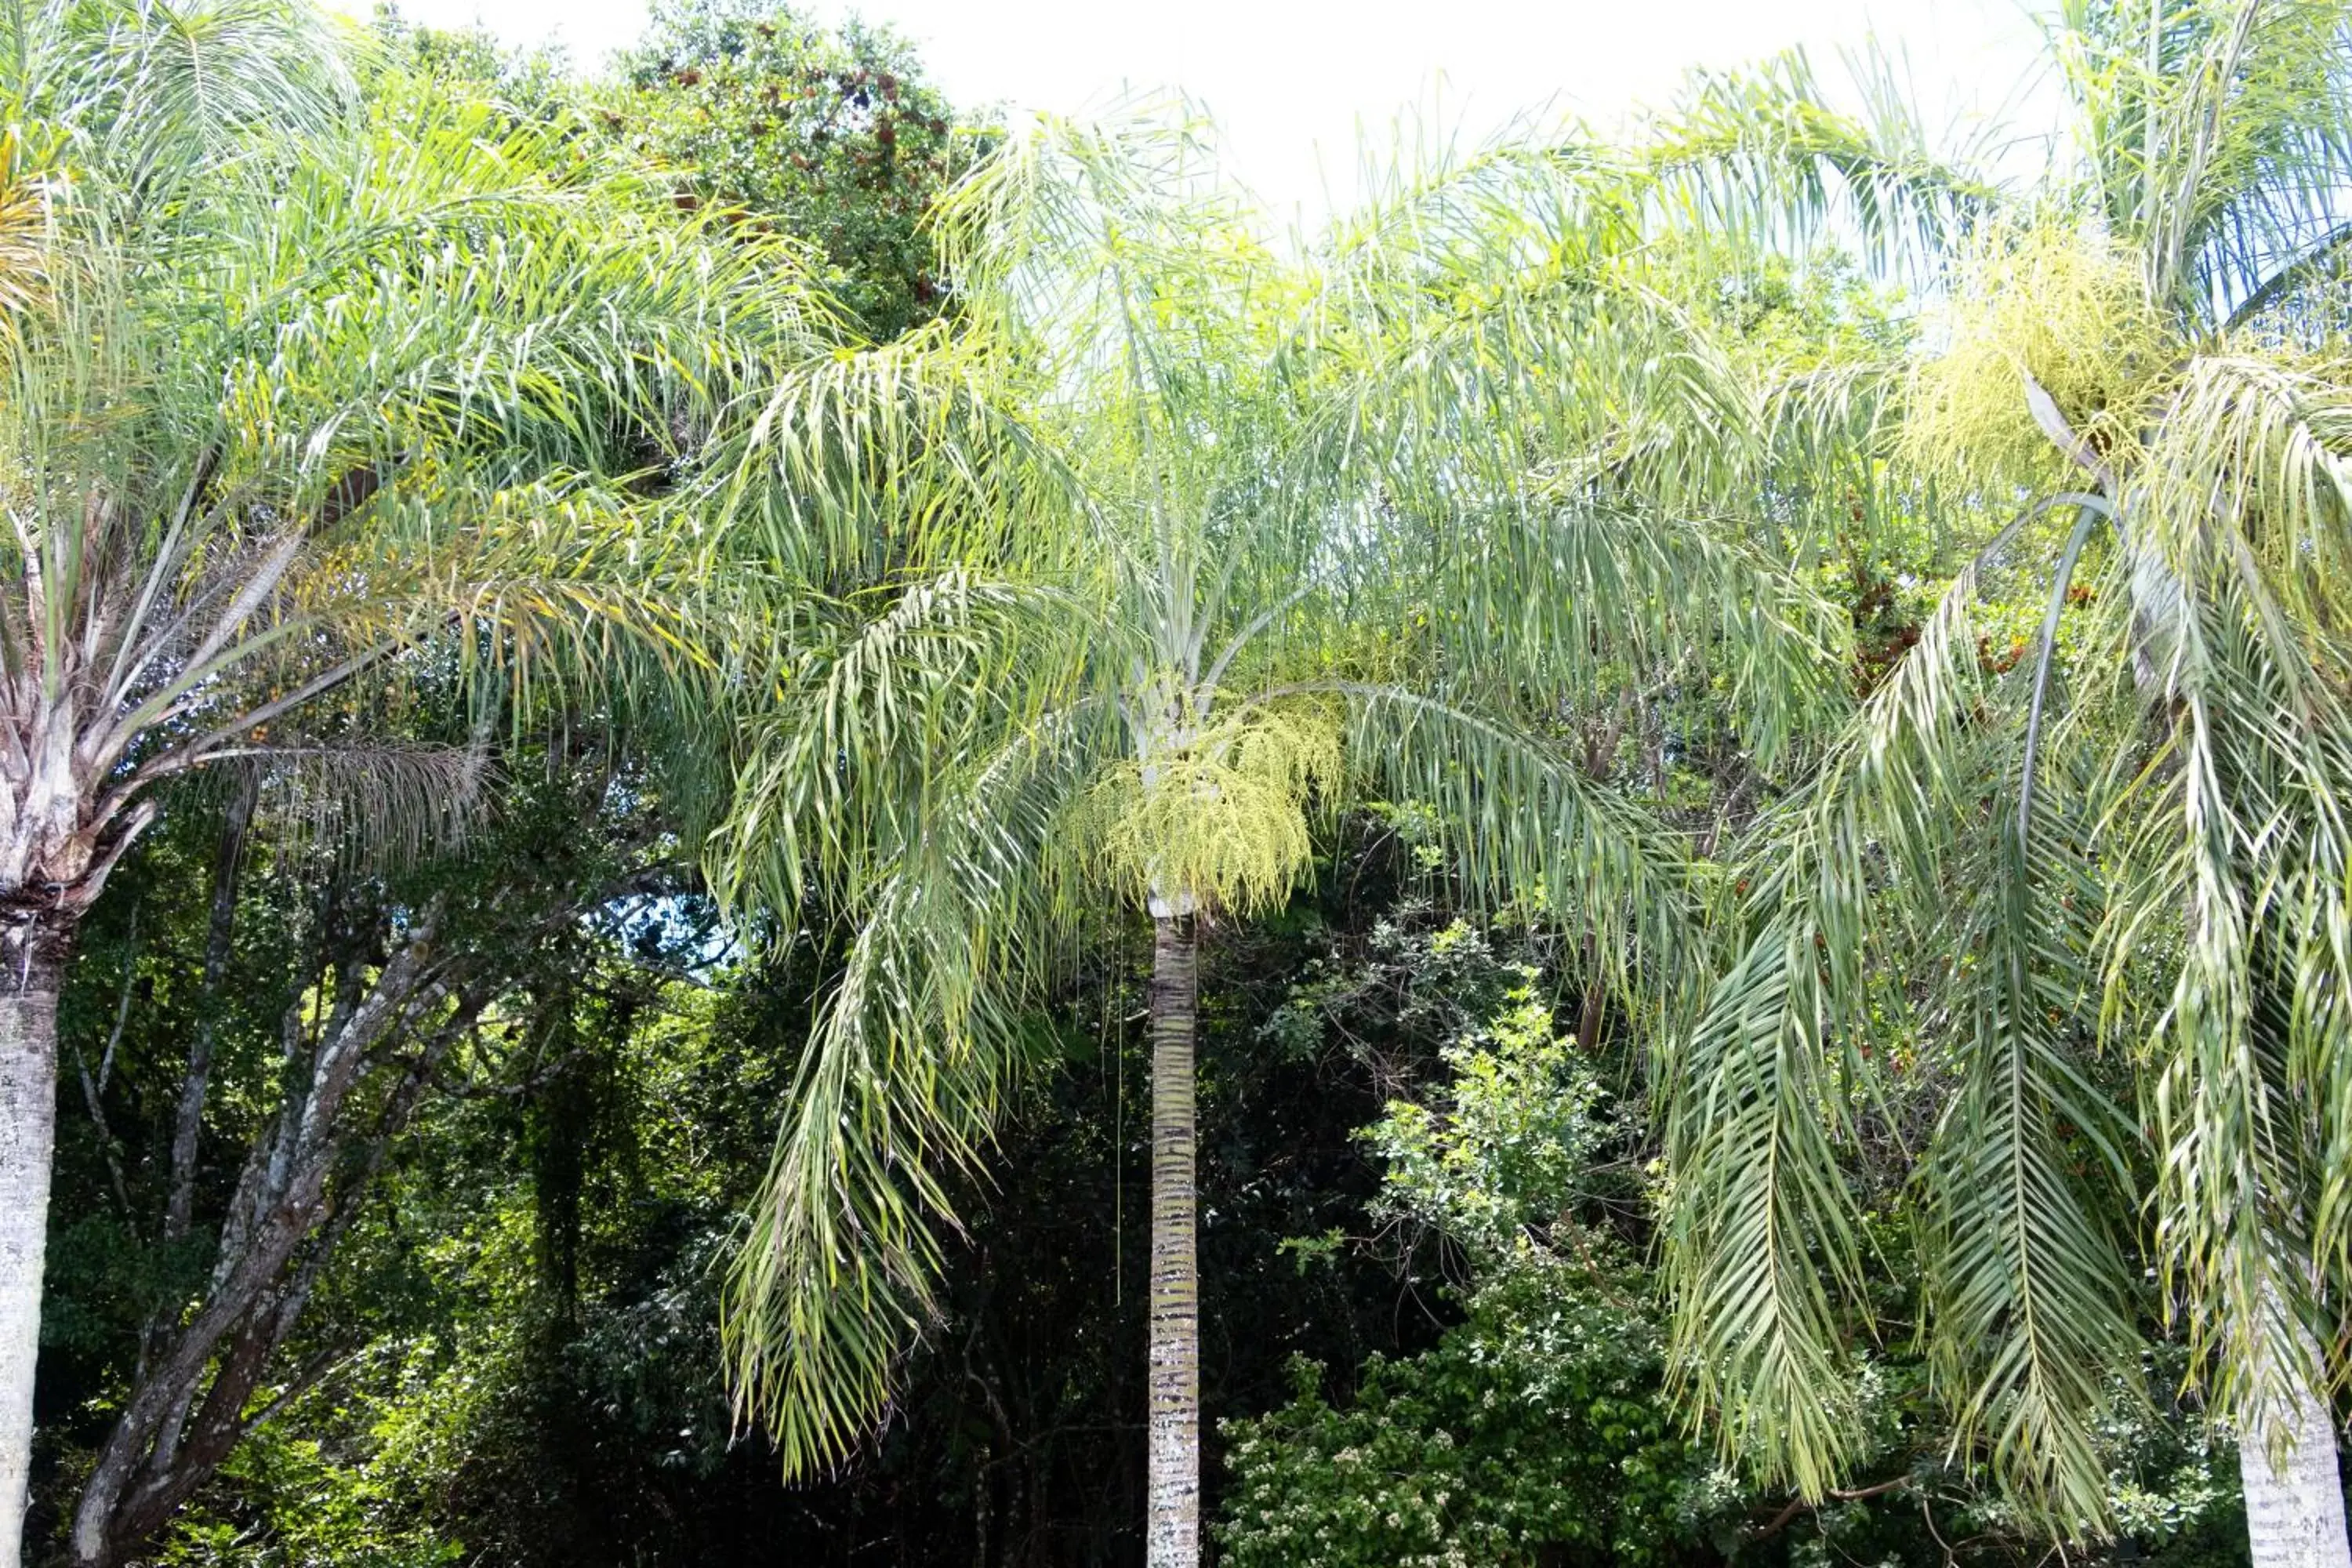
top-left (1642, 45), bottom-right (2002, 285)
top-left (930, 97), bottom-right (1258, 372)
top-left (1612, 0), bottom-right (2352, 1537)
top-left (720, 706), bottom-right (1102, 1479)
top-left (1290, 175), bottom-right (1867, 774)
top-left (1665, 504), bottom-right (2147, 1509)
top-left (1456, 502), bottom-right (1853, 771)
top-left (2132, 351), bottom-right (2352, 616)
top-left (1667, 898), bottom-right (1870, 1496)
top-left (1659, 609), bottom-right (1973, 1495)
top-left (1320, 684), bottom-right (1693, 979)
top-left (72, 0), bottom-right (354, 158)
top-left (2092, 569), bottom-right (2352, 1415)
top-left (168, 96), bottom-right (831, 496)
top-left (186, 738), bottom-right (489, 866)
top-left (1, 0), bottom-right (354, 231)
top-left (703, 568), bottom-right (1107, 924)
top-left (1913, 746), bottom-right (2141, 1525)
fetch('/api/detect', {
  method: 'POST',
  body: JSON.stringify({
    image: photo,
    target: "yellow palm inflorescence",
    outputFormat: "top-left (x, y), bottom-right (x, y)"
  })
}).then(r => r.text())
top-left (1904, 219), bottom-right (2172, 486)
top-left (0, 129), bottom-right (56, 337)
top-left (1079, 697), bottom-right (1343, 917)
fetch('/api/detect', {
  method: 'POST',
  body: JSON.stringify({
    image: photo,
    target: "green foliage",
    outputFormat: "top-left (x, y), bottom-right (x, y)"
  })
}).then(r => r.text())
top-left (55, 826), bottom-right (1480, 1564)
top-left (1255, 896), bottom-right (1534, 1070)
top-left (1229, 940), bottom-right (2256, 1567)
top-left (1225, 971), bottom-right (1719, 1566)
top-left (1218, 1256), bottom-right (1719, 1568)
top-left (32, 2), bottom-right (2352, 1560)
top-left (126, 956), bottom-right (795, 1566)
top-left (601, 0), bottom-right (977, 336)
top-left (1362, 973), bottom-right (1606, 1258)
top-left (700, 89), bottom-right (1929, 1476)
top-left (158, 1401), bottom-right (463, 1568)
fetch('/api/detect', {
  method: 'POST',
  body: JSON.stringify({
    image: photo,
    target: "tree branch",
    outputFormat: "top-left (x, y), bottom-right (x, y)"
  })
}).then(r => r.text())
top-left (165, 775), bottom-right (256, 1245)
top-left (1751, 1474), bottom-right (1912, 1538)
top-left (70, 914), bottom-right (141, 1222)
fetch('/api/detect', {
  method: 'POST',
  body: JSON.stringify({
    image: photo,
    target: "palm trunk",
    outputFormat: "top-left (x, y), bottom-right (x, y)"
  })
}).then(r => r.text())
top-left (2239, 1293), bottom-right (2351, 1568)
top-left (0, 944), bottom-right (63, 1568)
top-left (1145, 910), bottom-right (1200, 1568)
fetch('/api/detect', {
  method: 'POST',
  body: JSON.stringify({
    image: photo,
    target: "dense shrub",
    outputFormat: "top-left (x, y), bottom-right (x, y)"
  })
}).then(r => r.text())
top-left (1218, 1254), bottom-right (1729, 1568)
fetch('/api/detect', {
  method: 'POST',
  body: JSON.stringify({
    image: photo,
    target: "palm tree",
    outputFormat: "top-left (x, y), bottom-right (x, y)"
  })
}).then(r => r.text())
top-left (704, 103), bottom-right (1922, 1566)
top-left (0, 6), bottom-right (840, 1559)
top-left (1664, 2), bottom-right (2352, 1558)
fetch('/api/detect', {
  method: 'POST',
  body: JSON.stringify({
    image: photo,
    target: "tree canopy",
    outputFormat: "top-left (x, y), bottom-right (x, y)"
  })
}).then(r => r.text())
top-left (9, 3), bottom-right (2352, 1567)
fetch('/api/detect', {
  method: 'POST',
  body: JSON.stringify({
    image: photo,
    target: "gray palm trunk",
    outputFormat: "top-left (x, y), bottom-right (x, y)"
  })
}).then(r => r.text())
top-left (2238, 1294), bottom-right (2352, 1568)
top-left (2, 710), bottom-right (160, 1568)
top-left (0, 946), bottom-right (61, 1568)
top-left (1145, 909), bottom-right (1200, 1568)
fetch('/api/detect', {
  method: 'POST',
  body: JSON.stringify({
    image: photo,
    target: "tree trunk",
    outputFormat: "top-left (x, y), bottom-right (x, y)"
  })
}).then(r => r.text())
top-left (0, 944), bottom-right (63, 1568)
top-left (163, 775), bottom-right (256, 1248)
top-left (1145, 910), bottom-right (1200, 1568)
top-left (2240, 1294), bottom-right (2352, 1568)
top-left (67, 931), bottom-right (465, 1568)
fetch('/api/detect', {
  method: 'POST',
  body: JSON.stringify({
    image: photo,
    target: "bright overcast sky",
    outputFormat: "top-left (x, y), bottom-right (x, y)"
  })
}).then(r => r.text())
top-left (339, 0), bottom-right (2067, 220)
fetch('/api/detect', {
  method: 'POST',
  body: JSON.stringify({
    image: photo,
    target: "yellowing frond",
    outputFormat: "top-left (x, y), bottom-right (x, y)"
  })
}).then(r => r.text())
top-left (1904, 220), bottom-right (2170, 484)
top-left (0, 130), bottom-right (54, 332)
top-left (1077, 699), bottom-right (1341, 916)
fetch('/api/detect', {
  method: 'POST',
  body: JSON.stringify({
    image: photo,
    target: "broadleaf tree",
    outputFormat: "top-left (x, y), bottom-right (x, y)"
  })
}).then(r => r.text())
top-left (601, 0), bottom-right (981, 338)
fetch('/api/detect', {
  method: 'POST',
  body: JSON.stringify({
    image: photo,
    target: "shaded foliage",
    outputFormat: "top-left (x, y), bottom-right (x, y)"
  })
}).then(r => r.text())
top-left (40, 827), bottom-right (1464, 1565)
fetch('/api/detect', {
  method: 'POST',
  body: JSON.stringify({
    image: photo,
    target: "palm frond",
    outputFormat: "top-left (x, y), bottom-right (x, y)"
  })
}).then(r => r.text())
top-left (720, 717), bottom-right (1094, 1479)
top-left (2053, 0), bottom-right (2352, 322)
top-left (1915, 762), bottom-right (2140, 1523)
top-left (2105, 580), bottom-right (2352, 1413)
top-left (1665, 508), bottom-right (2122, 1501)
top-left (1642, 46), bottom-right (2000, 285)
top-left (191, 738), bottom-right (488, 868)
top-left (1292, 683), bottom-right (1691, 982)
top-left (5, 0), bottom-right (354, 213)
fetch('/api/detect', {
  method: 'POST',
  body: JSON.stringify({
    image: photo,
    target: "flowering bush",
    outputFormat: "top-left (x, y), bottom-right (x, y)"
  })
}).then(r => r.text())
top-left (1220, 987), bottom-right (1725, 1566)
top-left (1215, 1253), bottom-right (1724, 1567)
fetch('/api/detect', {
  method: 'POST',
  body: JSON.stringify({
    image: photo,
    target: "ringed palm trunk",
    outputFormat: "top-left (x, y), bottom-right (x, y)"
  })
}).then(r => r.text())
top-left (0, 942), bottom-right (63, 1568)
top-left (1145, 906), bottom-right (1200, 1568)
top-left (2238, 1291), bottom-right (2352, 1568)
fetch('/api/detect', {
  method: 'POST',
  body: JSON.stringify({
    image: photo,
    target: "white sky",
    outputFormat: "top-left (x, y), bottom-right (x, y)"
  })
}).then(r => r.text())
top-left (343, 0), bottom-right (2069, 220)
